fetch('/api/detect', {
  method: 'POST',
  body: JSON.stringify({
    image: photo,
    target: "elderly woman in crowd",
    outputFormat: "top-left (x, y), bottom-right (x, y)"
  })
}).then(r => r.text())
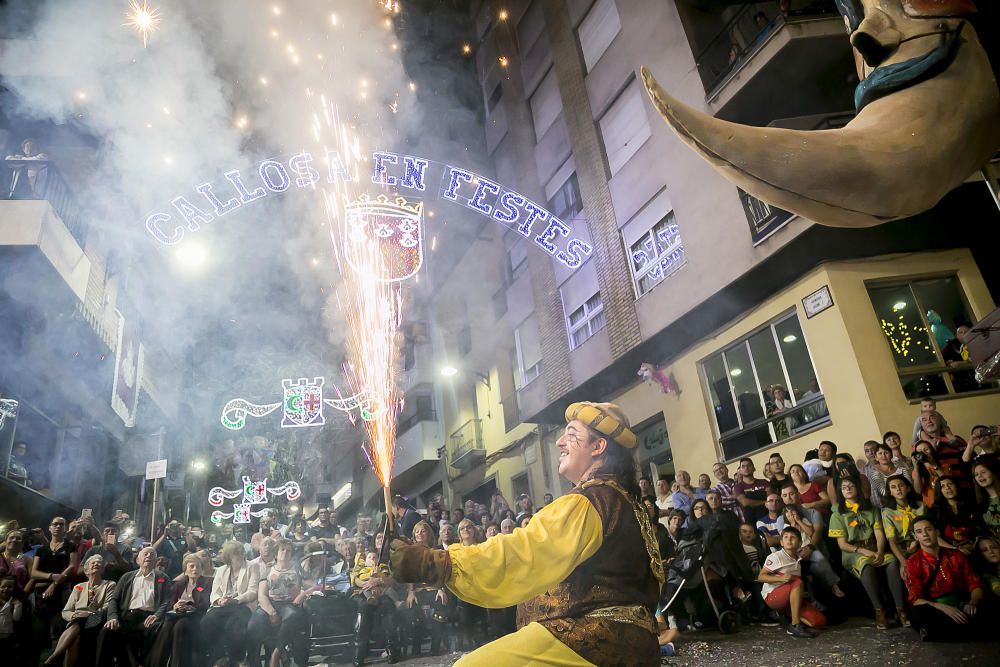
top-left (149, 552), bottom-right (212, 667)
top-left (202, 541), bottom-right (259, 664)
top-left (829, 476), bottom-right (906, 629)
top-left (45, 554), bottom-right (114, 666)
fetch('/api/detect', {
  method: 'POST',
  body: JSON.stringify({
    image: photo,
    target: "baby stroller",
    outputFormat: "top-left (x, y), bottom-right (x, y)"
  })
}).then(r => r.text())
top-left (660, 537), bottom-right (741, 634)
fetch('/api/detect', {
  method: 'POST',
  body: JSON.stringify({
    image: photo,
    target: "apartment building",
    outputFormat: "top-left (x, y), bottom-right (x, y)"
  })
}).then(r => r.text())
top-left (388, 0), bottom-right (1000, 512)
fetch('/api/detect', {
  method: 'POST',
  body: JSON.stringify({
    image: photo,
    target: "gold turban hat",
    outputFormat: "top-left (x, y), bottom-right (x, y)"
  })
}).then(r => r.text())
top-left (565, 401), bottom-right (637, 449)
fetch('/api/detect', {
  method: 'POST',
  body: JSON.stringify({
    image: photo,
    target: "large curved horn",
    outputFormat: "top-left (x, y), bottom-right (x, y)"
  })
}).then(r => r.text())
top-left (640, 26), bottom-right (1000, 228)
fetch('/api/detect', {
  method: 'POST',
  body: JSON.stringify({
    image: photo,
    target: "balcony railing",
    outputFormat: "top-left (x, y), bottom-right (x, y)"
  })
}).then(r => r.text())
top-left (397, 408), bottom-right (437, 436)
top-left (3, 159), bottom-right (89, 247)
top-left (739, 189), bottom-right (795, 245)
top-left (448, 418), bottom-right (485, 471)
top-left (720, 393), bottom-right (831, 461)
top-left (694, 1), bottom-right (840, 97)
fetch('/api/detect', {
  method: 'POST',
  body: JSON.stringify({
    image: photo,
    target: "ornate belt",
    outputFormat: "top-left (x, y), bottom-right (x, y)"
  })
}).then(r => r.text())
top-left (583, 604), bottom-right (656, 633)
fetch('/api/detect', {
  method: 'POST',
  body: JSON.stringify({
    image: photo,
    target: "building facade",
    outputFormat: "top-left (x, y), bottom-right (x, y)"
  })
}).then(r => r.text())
top-left (391, 0), bottom-right (1000, 512)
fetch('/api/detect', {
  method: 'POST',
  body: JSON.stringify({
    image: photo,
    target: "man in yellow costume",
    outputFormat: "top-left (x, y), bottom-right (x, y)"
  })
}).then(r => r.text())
top-left (390, 402), bottom-right (664, 666)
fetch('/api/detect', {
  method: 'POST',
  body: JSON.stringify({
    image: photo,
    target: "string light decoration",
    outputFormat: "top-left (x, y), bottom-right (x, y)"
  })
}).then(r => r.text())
top-left (124, 0), bottom-right (160, 48)
top-left (143, 151), bottom-right (593, 269)
top-left (879, 313), bottom-right (935, 364)
top-left (220, 377), bottom-right (379, 430)
top-left (208, 476), bottom-right (301, 525)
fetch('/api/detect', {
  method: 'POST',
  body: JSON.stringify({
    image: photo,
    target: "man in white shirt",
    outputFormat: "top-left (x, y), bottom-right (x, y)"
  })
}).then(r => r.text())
top-left (757, 528), bottom-right (826, 638)
top-left (97, 546), bottom-right (170, 665)
top-left (250, 536), bottom-right (277, 579)
top-left (654, 477), bottom-right (673, 529)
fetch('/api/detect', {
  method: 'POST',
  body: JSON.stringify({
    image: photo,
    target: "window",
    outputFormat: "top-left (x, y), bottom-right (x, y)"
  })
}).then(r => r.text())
top-left (578, 0), bottom-right (621, 71)
top-left (529, 68), bottom-right (561, 140)
top-left (598, 79), bottom-right (651, 175)
top-left (506, 237), bottom-right (528, 284)
top-left (548, 172), bottom-right (583, 222)
top-left (566, 292), bottom-right (606, 349)
top-left (514, 317), bottom-right (543, 389)
top-left (628, 211), bottom-right (686, 296)
top-left (867, 276), bottom-right (995, 399)
top-left (702, 312), bottom-right (828, 460)
top-left (486, 82), bottom-right (503, 114)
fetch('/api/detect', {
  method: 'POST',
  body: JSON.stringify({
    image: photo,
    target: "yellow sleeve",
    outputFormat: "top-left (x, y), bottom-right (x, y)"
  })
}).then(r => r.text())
top-left (446, 492), bottom-right (603, 608)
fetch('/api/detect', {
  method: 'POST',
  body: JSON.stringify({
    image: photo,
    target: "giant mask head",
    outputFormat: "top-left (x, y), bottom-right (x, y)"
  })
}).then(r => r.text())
top-left (641, 0), bottom-right (999, 228)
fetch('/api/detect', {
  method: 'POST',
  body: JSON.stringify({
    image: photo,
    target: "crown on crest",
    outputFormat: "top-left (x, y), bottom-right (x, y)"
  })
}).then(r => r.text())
top-left (345, 193), bottom-right (423, 217)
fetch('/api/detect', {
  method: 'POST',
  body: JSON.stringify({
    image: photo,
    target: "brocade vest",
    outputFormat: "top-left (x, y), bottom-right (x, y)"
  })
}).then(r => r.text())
top-left (516, 476), bottom-right (662, 666)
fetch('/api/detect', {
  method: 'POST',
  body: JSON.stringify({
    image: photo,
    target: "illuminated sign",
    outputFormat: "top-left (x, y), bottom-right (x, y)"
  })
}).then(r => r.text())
top-left (142, 151), bottom-right (593, 270)
top-left (208, 475), bottom-right (301, 525)
top-left (221, 376), bottom-right (377, 430)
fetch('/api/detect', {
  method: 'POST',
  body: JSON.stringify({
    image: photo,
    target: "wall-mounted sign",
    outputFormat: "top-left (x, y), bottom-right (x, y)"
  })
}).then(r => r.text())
top-left (145, 459), bottom-right (167, 480)
top-left (802, 285), bottom-right (834, 319)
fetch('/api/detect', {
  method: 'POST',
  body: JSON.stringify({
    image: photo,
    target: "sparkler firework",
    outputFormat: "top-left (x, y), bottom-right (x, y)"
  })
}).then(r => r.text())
top-left (124, 0), bottom-right (160, 48)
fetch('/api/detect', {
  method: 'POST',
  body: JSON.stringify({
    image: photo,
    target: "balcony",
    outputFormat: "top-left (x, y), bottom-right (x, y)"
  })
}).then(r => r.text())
top-left (691, 1), bottom-right (855, 125)
top-left (448, 418), bottom-right (486, 471)
top-left (4, 160), bottom-right (90, 248)
top-left (393, 412), bottom-right (442, 486)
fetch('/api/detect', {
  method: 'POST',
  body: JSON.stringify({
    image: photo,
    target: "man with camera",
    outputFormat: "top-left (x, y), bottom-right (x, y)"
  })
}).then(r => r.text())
top-left (963, 424), bottom-right (1000, 463)
top-left (83, 522), bottom-right (135, 583)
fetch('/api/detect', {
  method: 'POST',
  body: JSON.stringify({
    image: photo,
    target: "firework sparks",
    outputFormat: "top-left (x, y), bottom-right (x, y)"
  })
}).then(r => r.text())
top-left (125, 0), bottom-right (160, 48)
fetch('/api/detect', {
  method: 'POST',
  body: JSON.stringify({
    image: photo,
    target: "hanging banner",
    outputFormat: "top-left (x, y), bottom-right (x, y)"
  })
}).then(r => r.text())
top-left (111, 309), bottom-right (144, 427)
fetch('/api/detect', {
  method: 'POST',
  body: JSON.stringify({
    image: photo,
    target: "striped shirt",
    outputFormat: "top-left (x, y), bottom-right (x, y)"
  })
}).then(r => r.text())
top-left (713, 478), bottom-right (743, 522)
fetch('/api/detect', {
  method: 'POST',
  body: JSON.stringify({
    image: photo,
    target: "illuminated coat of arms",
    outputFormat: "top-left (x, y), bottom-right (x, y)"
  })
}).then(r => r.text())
top-left (209, 475), bottom-right (301, 524)
top-left (345, 194), bottom-right (423, 283)
top-left (281, 377), bottom-right (325, 428)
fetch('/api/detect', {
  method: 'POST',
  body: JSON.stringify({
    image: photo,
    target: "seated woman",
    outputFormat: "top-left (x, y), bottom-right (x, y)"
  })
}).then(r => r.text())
top-left (973, 457), bottom-right (1000, 539)
top-left (202, 541), bottom-right (259, 664)
top-left (974, 535), bottom-right (1000, 599)
top-left (149, 553), bottom-right (212, 667)
top-left (46, 554), bottom-right (114, 666)
top-left (911, 440), bottom-right (965, 509)
top-left (825, 454), bottom-right (871, 505)
top-left (882, 474), bottom-right (927, 605)
top-left (933, 476), bottom-right (980, 555)
top-left (254, 539), bottom-right (309, 667)
top-left (789, 464), bottom-right (830, 518)
top-left (829, 476), bottom-right (906, 629)
top-left (350, 548), bottom-right (400, 666)
top-left (403, 521), bottom-right (448, 657)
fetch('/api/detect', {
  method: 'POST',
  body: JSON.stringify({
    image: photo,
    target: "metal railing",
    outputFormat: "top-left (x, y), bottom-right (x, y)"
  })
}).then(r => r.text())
top-left (3, 159), bottom-right (90, 247)
top-left (397, 409), bottom-right (437, 436)
top-left (694, 1), bottom-right (840, 97)
top-left (720, 393), bottom-right (831, 461)
top-left (448, 418), bottom-right (485, 469)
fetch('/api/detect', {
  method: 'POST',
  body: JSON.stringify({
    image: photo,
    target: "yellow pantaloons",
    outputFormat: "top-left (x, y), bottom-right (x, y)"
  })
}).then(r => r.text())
top-left (454, 621), bottom-right (597, 667)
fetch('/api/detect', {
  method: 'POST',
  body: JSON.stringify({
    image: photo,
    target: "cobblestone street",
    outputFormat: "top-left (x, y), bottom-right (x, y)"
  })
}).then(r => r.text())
top-left (321, 618), bottom-right (989, 666)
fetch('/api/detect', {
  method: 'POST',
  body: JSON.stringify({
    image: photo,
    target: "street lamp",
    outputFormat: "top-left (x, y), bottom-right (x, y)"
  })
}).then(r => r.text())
top-left (190, 459), bottom-right (207, 473)
top-left (440, 365), bottom-right (490, 389)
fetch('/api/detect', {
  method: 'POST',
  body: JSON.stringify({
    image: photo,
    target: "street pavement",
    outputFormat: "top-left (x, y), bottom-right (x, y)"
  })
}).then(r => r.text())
top-left (316, 618), bottom-right (989, 666)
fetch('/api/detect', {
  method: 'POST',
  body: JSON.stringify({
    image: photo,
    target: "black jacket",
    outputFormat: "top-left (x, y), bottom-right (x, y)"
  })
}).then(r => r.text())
top-left (107, 568), bottom-right (172, 621)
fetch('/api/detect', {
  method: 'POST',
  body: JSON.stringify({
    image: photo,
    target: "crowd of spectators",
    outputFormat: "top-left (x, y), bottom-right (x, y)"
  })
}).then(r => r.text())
top-left (1, 398), bottom-right (998, 664)
top-left (0, 486), bottom-right (559, 666)
top-left (646, 398), bottom-right (999, 653)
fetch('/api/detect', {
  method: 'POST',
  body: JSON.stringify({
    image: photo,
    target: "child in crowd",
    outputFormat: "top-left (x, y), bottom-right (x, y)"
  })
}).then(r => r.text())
top-left (758, 527), bottom-right (827, 638)
top-left (351, 550), bottom-right (389, 604)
